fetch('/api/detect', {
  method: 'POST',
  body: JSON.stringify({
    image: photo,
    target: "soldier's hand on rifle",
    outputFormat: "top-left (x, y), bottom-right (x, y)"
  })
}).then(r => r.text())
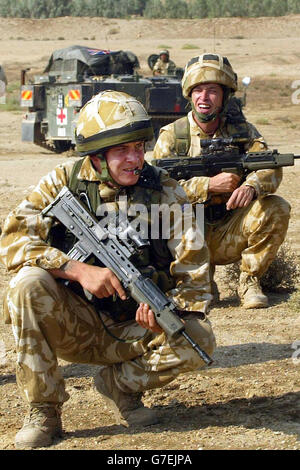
top-left (208, 172), bottom-right (241, 194)
top-left (77, 264), bottom-right (127, 300)
top-left (226, 185), bottom-right (256, 210)
top-left (136, 303), bottom-right (163, 333)
top-left (50, 261), bottom-right (127, 300)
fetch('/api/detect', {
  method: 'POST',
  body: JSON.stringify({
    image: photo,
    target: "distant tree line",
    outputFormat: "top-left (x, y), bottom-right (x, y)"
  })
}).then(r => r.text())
top-left (1, 0), bottom-right (300, 19)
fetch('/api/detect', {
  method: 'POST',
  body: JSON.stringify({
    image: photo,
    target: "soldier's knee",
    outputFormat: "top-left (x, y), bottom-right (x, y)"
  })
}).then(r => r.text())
top-left (278, 197), bottom-right (291, 219)
top-left (6, 267), bottom-right (61, 326)
top-left (260, 195), bottom-right (291, 218)
top-left (184, 314), bottom-right (216, 359)
top-left (9, 266), bottom-right (57, 297)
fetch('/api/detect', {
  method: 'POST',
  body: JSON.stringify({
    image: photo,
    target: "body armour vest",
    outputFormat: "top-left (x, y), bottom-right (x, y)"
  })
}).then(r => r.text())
top-left (49, 159), bottom-right (176, 322)
top-left (173, 98), bottom-right (249, 224)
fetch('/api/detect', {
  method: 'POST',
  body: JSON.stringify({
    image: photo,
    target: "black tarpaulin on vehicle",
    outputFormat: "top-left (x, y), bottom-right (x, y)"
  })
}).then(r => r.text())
top-left (44, 45), bottom-right (140, 76)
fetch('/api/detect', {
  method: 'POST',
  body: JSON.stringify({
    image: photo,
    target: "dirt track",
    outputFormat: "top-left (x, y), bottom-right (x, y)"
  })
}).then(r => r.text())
top-left (0, 15), bottom-right (299, 451)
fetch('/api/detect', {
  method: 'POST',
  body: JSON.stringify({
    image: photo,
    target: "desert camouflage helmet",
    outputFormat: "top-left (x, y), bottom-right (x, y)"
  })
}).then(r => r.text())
top-left (181, 53), bottom-right (238, 99)
top-left (159, 49), bottom-right (169, 57)
top-left (75, 90), bottom-right (153, 156)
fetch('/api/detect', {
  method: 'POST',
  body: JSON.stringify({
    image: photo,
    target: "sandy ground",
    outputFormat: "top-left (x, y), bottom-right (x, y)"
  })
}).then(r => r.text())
top-left (0, 15), bottom-right (299, 451)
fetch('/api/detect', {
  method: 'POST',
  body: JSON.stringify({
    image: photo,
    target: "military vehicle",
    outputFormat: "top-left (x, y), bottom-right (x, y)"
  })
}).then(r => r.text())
top-left (20, 45), bottom-right (188, 152)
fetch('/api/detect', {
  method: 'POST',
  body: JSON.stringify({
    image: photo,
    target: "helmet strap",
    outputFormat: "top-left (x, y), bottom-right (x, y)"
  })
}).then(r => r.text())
top-left (219, 87), bottom-right (235, 119)
top-left (191, 86), bottom-right (234, 123)
top-left (91, 153), bottom-right (119, 187)
top-left (191, 102), bottom-right (219, 123)
top-left (100, 159), bottom-right (115, 184)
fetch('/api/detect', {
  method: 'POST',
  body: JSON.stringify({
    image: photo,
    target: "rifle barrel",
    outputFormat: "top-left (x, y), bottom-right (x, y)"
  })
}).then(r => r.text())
top-left (181, 331), bottom-right (213, 365)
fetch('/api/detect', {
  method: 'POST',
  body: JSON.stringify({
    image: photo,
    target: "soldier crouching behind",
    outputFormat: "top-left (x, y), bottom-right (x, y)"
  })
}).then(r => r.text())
top-left (153, 53), bottom-right (291, 309)
top-left (0, 91), bottom-right (215, 449)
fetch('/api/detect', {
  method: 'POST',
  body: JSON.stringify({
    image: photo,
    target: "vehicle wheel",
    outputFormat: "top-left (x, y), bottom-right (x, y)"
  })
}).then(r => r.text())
top-left (53, 140), bottom-right (72, 153)
top-left (147, 54), bottom-right (159, 71)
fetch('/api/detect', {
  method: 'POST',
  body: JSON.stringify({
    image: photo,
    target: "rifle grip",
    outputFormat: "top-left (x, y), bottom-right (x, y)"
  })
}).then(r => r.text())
top-left (221, 167), bottom-right (243, 177)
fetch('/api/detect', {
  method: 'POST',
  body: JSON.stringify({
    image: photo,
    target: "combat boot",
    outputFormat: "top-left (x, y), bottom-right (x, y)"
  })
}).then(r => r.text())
top-left (210, 264), bottom-right (220, 304)
top-left (94, 366), bottom-right (159, 427)
top-left (238, 272), bottom-right (269, 309)
top-left (15, 403), bottom-right (62, 449)
top-left (211, 279), bottom-right (220, 304)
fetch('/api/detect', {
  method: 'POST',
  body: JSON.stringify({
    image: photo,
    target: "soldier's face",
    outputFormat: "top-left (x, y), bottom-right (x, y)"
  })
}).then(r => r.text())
top-left (103, 141), bottom-right (145, 186)
top-left (191, 83), bottom-right (223, 116)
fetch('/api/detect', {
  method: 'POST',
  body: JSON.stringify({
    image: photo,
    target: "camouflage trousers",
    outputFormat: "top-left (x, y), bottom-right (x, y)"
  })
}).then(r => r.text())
top-left (3, 266), bottom-right (215, 405)
top-left (206, 195), bottom-right (291, 277)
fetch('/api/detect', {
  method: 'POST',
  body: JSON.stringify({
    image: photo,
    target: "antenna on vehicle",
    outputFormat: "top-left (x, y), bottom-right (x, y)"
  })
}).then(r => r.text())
top-left (105, 26), bottom-right (110, 51)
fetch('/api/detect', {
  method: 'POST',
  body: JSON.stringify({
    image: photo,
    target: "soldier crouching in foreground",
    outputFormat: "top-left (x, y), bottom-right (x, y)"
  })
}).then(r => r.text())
top-left (0, 91), bottom-right (215, 449)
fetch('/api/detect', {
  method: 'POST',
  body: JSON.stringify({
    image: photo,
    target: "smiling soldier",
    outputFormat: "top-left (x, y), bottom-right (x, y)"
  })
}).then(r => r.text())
top-left (153, 53), bottom-right (291, 309)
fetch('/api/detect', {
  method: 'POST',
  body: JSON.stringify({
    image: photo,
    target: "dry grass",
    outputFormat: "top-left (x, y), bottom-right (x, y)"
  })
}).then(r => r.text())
top-left (221, 241), bottom-right (300, 294)
top-left (287, 288), bottom-right (300, 311)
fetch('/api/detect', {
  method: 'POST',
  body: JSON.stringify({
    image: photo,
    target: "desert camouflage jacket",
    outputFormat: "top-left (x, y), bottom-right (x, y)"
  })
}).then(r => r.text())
top-left (0, 156), bottom-right (212, 313)
top-left (153, 111), bottom-right (283, 204)
top-left (153, 58), bottom-right (176, 75)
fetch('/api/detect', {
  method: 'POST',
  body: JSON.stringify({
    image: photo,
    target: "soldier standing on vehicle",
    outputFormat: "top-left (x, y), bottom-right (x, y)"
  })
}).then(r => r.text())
top-left (153, 50), bottom-right (176, 76)
top-left (153, 53), bottom-right (291, 309)
top-left (0, 91), bottom-right (215, 449)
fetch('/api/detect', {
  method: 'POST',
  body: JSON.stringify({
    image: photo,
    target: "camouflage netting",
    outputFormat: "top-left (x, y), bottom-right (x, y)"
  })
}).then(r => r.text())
top-left (44, 45), bottom-right (140, 76)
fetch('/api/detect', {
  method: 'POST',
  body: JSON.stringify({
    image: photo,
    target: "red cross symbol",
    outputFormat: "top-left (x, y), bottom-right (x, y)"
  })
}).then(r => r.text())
top-left (57, 108), bottom-right (67, 125)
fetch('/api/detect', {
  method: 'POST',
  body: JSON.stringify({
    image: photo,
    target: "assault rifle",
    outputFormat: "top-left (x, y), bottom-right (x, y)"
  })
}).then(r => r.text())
top-left (42, 186), bottom-right (213, 366)
top-left (152, 136), bottom-right (300, 180)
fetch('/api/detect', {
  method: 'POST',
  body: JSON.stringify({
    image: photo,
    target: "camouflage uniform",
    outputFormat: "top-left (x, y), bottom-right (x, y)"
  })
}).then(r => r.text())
top-left (153, 58), bottom-right (176, 76)
top-left (0, 156), bottom-right (215, 406)
top-left (153, 55), bottom-right (291, 292)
